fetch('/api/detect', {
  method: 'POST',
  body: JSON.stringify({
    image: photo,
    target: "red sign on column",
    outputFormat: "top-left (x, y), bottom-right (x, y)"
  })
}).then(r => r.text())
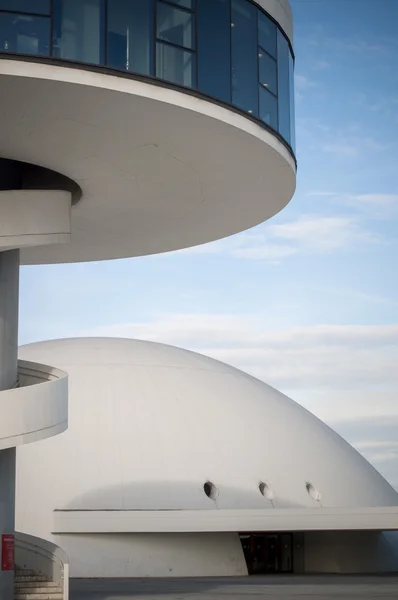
top-left (1, 534), bottom-right (14, 571)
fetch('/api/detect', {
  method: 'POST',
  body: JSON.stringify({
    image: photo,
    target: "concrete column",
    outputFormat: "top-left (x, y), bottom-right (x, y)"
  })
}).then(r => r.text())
top-left (0, 249), bottom-right (20, 600)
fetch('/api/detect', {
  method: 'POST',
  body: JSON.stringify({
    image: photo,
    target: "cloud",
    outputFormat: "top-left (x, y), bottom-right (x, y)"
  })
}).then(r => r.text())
top-left (295, 74), bottom-right (315, 92)
top-left (179, 215), bottom-right (379, 262)
top-left (344, 194), bottom-right (398, 218)
top-left (305, 192), bottom-right (398, 220)
top-left (322, 135), bottom-right (386, 157)
top-left (294, 74), bottom-right (316, 100)
top-left (267, 216), bottom-right (379, 250)
top-left (312, 60), bottom-right (330, 71)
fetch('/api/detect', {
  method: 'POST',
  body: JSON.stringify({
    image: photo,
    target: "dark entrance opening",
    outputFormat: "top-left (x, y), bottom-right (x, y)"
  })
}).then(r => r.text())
top-left (240, 533), bottom-right (293, 574)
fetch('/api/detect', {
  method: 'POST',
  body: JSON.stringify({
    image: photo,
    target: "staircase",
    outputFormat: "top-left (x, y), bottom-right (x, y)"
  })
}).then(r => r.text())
top-left (15, 570), bottom-right (63, 600)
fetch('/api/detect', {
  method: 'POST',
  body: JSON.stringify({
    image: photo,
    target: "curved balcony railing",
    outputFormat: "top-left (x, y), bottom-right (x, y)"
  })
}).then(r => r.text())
top-left (0, 360), bottom-right (68, 450)
top-left (0, 0), bottom-right (295, 155)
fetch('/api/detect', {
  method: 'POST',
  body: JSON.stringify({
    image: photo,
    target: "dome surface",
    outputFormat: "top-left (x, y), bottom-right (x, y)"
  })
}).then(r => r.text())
top-left (16, 337), bottom-right (398, 537)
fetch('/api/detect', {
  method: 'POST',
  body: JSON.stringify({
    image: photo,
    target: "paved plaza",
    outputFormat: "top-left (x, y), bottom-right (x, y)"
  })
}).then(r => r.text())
top-left (71, 575), bottom-right (398, 600)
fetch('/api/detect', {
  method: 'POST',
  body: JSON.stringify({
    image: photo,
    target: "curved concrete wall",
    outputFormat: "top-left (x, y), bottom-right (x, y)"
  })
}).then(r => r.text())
top-left (0, 190), bottom-right (71, 251)
top-left (0, 360), bottom-right (68, 450)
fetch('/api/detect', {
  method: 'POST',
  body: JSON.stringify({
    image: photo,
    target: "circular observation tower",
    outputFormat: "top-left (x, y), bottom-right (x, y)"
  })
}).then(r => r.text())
top-left (0, 0), bottom-right (296, 596)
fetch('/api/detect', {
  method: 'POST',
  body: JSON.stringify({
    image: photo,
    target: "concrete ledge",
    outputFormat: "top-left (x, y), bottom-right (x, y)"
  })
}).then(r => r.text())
top-left (52, 507), bottom-right (398, 534)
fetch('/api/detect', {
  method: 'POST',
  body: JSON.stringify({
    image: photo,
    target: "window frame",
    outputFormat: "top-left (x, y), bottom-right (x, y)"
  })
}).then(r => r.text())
top-left (0, 1), bottom-right (50, 17)
top-left (155, 0), bottom-right (197, 88)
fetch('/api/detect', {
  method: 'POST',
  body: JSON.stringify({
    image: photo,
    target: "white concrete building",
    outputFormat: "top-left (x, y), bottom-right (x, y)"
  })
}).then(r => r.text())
top-left (16, 338), bottom-right (398, 578)
top-left (0, 0), bottom-right (296, 594)
top-left (0, 0), bottom-right (396, 594)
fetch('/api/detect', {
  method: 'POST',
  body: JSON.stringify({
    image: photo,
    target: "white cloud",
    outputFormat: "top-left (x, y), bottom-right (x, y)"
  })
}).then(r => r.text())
top-left (322, 136), bottom-right (386, 157)
top-left (294, 74), bottom-right (316, 100)
top-left (305, 192), bottom-right (398, 220)
top-left (345, 194), bottom-right (398, 218)
top-left (267, 216), bottom-right (378, 250)
top-left (179, 215), bottom-right (378, 262)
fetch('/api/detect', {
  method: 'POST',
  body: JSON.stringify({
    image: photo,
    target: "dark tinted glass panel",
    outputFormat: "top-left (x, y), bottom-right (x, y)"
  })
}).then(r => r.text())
top-left (289, 51), bottom-right (296, 152)
top-left (259, 86), bottom-right (277, 129)
top-left (258, 51), bottom-right (276, 96)
top-left (0, 1), bottom-right (50, 14)
top-left (277, 29), bottom-right (290, 143)
top-left (156, 42), bottom-right (195, 87)
top-left (258, 10), bottom-right (276, 58)
top-left (107, 0), bottom-right (153, 75)
top-left (198, 0), bottom-right (230, 103)
top-left (231, 0), bottom-right (258, 116)
top-left (0, 13), bottom-right (49, 55)
top-left (53, 0), bottom-right (105, 65)
top-left (157, 1), bottom-right (194, 50)
top-left (166, 0), bottom-right (194, 8)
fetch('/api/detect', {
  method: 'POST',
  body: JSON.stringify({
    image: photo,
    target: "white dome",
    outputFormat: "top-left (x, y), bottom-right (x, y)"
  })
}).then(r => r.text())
top-left (16, 337), bottom-right (398, 537)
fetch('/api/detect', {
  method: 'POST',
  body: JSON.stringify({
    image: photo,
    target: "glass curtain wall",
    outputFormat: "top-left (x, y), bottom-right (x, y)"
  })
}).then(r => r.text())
top-left (0, 1), bottom-right (50, 55)
top-left (197, 0), bottom-right (231, 103)
top-left (156, 0), bottom-right (196, 87)
top-left (231, 0), bottom-right (258, 116)
top-left (0, 0), bottom-right (295, 152)
top-left (107, 0), bottom-right (153, 75)
top-left (53, 0), bottom-right (104, 65)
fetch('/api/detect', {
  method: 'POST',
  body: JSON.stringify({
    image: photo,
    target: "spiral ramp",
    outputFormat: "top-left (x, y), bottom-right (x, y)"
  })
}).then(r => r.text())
top-left (0, 360), bottom-right (68, 452)
top-left (0, 181), bottom-right (71, 600)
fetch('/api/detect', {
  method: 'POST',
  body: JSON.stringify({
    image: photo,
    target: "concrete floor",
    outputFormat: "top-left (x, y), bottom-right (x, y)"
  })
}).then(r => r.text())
top-left (71, 575), bottom-right (398, 600)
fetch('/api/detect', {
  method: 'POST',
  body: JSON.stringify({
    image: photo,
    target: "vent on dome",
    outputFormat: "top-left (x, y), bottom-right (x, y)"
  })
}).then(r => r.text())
top-left (306, 482), bottom-right (322, 502)
top-left (203, 481), bottom-right (218, 500)
top-left (258, 481), bottom-right (275, 501)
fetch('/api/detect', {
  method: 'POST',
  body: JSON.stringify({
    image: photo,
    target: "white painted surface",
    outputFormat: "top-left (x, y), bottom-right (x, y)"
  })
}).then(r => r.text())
top-left (256, 0), bottom-right (294, 44)
top-left (0, 360), bottom-right (68, 450)
top-left (304, 531), bottom-right (398, 574)
top-left (0, 61), bottom-right (295, 264)
top-left (16, 338), bottom-right (398, 543)
top-left (0, 190), bottom-right (71, 251)
top-left (52, 507), bottom-right (398, 534)
top-left (55, 533), bottom-right (247, 578)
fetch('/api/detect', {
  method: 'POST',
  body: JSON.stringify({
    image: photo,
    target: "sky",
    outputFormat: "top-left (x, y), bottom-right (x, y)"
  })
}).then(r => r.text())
top-left (19, 0), bottom-right (398, 491)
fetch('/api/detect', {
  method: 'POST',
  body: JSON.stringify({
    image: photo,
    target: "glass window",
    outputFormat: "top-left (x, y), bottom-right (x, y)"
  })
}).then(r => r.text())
top-left (157, 1), bottom-right (194, 50)
top-left (165, 0), bottom-right (194, 8)
top-left (289, 51), bottom-right (296, 152)
top-left (277, 30), bottom-right (290, 144)
top-left (198, 0), bottom-right (231, 103)
top-left (156, 42), bottom-right (195, 88)
top-left (0, 12), bottom-right (49, 55)
top-left (107, 0), bottom-right (153, 75)
top-left (231, 0), bottom-right (258, 116)
top-left (52, 0), bottom-right (105, 65)
top-left (259, 86), bottom-right (277, 130)
top-left (258, 11), bottom-right (276, 58)
top-left (258, 50), bottom-right (277, 96)
top-left (0, 1), bottom-right (50, 14)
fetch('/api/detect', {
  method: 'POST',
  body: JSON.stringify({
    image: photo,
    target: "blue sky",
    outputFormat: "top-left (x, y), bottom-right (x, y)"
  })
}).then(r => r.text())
top-left (19, 0), bottom-right (398, 490)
